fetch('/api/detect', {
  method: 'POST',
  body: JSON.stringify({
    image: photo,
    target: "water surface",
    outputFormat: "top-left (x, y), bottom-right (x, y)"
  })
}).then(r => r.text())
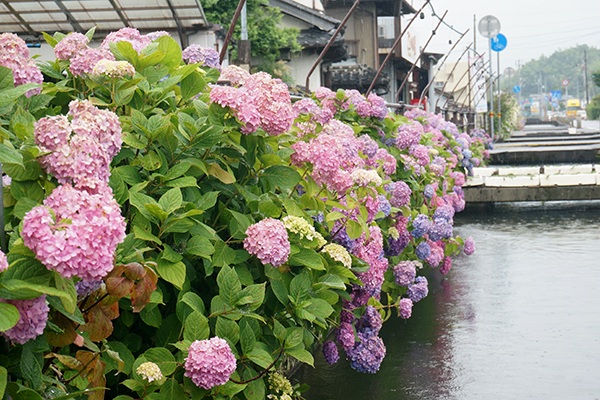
top-left (298, 201), bottom-right (600, 399)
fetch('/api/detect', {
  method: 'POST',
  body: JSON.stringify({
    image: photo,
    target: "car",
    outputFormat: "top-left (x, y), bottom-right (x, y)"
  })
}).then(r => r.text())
top-left (577, 110), bottom-right (587, 120)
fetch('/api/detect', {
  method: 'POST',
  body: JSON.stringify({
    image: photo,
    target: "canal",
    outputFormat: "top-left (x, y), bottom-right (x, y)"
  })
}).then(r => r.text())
top-left (298, 201), bottom-right (600, 399)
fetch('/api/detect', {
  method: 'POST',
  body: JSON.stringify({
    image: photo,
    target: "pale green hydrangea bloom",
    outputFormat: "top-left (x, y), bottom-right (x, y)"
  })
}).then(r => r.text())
top-left (92, 59), bottom-right (135, 78)
top-left (266, 372), bottom-right (294, 400)
top-left (136, 362), bottom-right (163, 383)
top-left (321, 243), bottom-right (352, 268)
top-left (388, 226), bottom-right (400, 240)
top-left (283, 216), bottom-right (326, 247)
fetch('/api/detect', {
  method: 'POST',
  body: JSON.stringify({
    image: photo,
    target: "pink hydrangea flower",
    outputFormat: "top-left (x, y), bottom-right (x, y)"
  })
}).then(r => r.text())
top-left (425, 240), bottom-right (444, 267)
top-left (22, 183), bottom-right (126, 281)
top-left (244, 218), bottom-right (290, 267)
top-left (0, 34), bottom-right (42, 97)
top-left (69, 47), bottom-right (115, 77)
top-left (464, 236), bottom-right (476, 255)
top-left (146, 31), bottom-right (170, 41)
top-left (101, 27), bottom-right (151, 52)
top-left (409, 144), bottom-right (431, 167)
top-left (35, 100), bottom-right (122, 191)
top-left (210, 71), bottom-right (293, 136)
top-left (440, 256), bottom-right (452, 275)
top-left (395, 121), bottom-right (423, 149)
top-left (184, 337), bottom-right (237, 390)
top-left (54, 33), bottom-right (89, 60)
top-left (0, 250), bottom-right (8, 273)
top-left (0, 295), bottom-right (49, 344)
top-left (356, 94), bottom-right (387, 119)
top-left (220, 65), bottom-right (250, 86)
top-left (0, 33), bottom-right (29, 57)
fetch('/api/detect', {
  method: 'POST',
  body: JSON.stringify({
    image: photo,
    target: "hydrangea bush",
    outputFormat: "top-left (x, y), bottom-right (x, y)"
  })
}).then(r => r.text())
top-left (0, 28), bottom-right (490, 400)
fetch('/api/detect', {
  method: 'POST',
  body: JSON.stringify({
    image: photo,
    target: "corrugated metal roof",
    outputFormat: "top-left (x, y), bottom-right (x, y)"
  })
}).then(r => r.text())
top-left (0, 0), bottom-right (208, 37)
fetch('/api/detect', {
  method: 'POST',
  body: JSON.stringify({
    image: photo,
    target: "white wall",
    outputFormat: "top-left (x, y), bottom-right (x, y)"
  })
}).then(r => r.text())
top-left (287, 51), bottom-right (321, 92)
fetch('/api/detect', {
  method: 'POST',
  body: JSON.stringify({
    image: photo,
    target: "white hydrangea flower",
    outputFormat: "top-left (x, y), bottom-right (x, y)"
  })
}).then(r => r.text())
top-left (283, 216), bottom-right (326, 246)
top-left (350, 169), bottom-right (382, 187)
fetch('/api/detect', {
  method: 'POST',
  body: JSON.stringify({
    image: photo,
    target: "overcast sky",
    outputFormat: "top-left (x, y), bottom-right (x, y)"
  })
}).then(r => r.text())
top-left (409, 0), bottom-right (600, 73)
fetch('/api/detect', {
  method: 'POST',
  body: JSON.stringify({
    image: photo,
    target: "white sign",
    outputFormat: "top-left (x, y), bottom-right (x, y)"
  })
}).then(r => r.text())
top-left (470, 56), bottom-right (488, 113)
top-left (562, 79), bottom-right (569, 87)
top-left (401, 16), bottom-right (419, 64)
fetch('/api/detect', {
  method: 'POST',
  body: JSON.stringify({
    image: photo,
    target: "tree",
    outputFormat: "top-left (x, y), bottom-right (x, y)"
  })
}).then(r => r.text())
top-left (202, 0), bottom-right (301, 74)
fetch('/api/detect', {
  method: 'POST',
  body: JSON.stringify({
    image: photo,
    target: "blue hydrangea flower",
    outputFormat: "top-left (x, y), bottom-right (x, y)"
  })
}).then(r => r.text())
top-left (348, 333), bottom-right (386, 374)
top-left (411, 214), bottom-right (431, 238)
top-left (407, 276), bottom-right (428, 302)
top-left (415, 241), bottom-right (431, 260)
top-left (423, 184), bottom-right (435, 199)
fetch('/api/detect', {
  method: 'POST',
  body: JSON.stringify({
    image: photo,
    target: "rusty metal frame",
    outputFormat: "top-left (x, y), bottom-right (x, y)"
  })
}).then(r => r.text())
top-left (165, 0), bottom-right (188, 48)
top-left (305, 0), bottom-right (362, 92)
top-left (366, 0), bottom-right (431, 95)
top-left (107, 0), bottom-right (131, 28)
top-left (219, 0), bottom-right (247, 63)
top-left (396, 10), bottom-right (447, 102)
top-left (0, 0), bottom-right (36, 35)
top-left (418, 31), bottom-right (469, 105)
top-left (54, 0), bottom-right (83, 32)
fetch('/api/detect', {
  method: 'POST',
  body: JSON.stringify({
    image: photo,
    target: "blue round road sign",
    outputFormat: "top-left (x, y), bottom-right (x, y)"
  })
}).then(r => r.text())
top-left (513, 85), bottom-right (521, 93)
top-left (491, 33), bottom-right (507, 52)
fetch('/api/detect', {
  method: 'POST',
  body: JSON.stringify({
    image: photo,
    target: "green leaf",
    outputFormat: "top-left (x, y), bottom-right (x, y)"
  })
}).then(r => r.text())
top-left (217, 265), bottom-right (242, 306)
top-left (10, 180), bottom-right (44, 202)
top-left (141, 151), bottom-right (162, 171)
top-left (304, 298), bottom-right (334, 318)
top-left (0, 303), bottom-right (19, 332)
top-left (243, 375), bottom-right (264, 400)
top-left (129, 192), bottom-right (161, 223)
top-left (208, 163), bottom-right (235, 184)
top-left (317, 274), bottom-right (347, 290)
top-left (115, 165), bottom-right (142, 185)
top-left (0, 366), bottom-right (6, 400)
top-left (262, 165), bottom-right (301, 188)
top-left (248, 348), bottom-right (274, 369)
top-left (122, 131), bottom-right (148, 149)
top-left (143, 347), bottom-right (178, 375)
top-left (0, 66), bottom-right (14, 90)
top-left (13, 197), bottom-right (40, 219)
top-left (285, 348), bottom-right (314, 367)
top-left (289, 272), bottom-right (310, 305)
top-left (133, 225), bottom-right (162, 245)
top-left (159, 187), bottom-right (183, 214)
top-left (240, 324), bottom-right (256, 355)
top-left (212, 241), bottom-right (236, 267)
top-left (285, 327), bottom-right (303, 349)
top-left (156, 259), bottom-right (186, 289)
top-left (289, 248), bottom-right (325, 270)
top-left (155, 314), bottom-right (182, 347)
top-left (180, 71), bottom-right (205, 100)
top-left (21, 342), bottom-right (43, 389)
top-left (234, 283), bottom-right (265, 311)
top-left (186, 236), bottom-right (214, 258)
top-left (160, 379), bottom-right (186, 399)
top-left (183, 311), bottom-right (209, 342)
top-left (0, 143), bottom-right (23, 166)
top-left (5, 382), bottom-right (44, 400)
top-left (140, 305), bottom-right (162, 328)
top-left (178, 291), bottom-right (206, 319)
top-left (195, 191), bottom-right (219, 211)
top-left (216, 317), bottom-right (240, 345)
top-left (270, 279), bottom-right (289, 306)
top-left (346, 219), bottom-right (363, 239)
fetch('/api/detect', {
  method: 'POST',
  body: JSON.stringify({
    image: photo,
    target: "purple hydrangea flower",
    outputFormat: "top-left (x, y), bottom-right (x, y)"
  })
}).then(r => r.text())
top-left (0, 250), bottom-right (8, 273)
top-left (393, 261), bottom-right (416, 287)
top-left (407, 276), bottom-right (428, 302)
top-left (385, 230), bottom-right (410, 257)
top-left (433, 204), bottom-right (455, 222)
top-left (428, 218), bottom-right (452, 242)
top-left (0, 295), bottom-right (49, 344)
top-left (415, 241), bottom-right (431, 260)
top-left (75, 280), bottom-right (101, 298)
top-left (336, 322), bottom-right (356, 351)
top-left (184, 337), bottom-right (237, 390)
top-left (423, 184), bottom-right (435, 199)
top-left (348, 333), bottom-right (386, 374)
top-left (357, 305), bottom-right (383, 337)
top-left (182, 44), bottom-right (221, 70)
top-left (411, 214), bottom-right (431, 238)
top-left (322, 341), bottom-right (340, 365)
top-left (398, 298), bottom-right (413, 319)
top-left (387, 181), bottom-right (412, 208)
top-left (377, 195), bottom-right (391, 218)
top-left (464, 236), bottom-right (476, 255)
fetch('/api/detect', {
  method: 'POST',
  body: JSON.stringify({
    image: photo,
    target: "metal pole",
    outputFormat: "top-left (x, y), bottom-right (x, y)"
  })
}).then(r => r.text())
top-left (470, 61), bottom-right (493, 103)
top-left (488, 32), bottom-right (494, 141)
top-left (305, 0), bottom-right (362, 92)
top-left (219, 0), bottom-right (247, 64)
top-left (366, 0), bottom-right (432, 95)
top-left (497, 49), bottom-right (501, 137)
top-left (418, 32), bottom-right (470, 105)
top-left (396, 10), bottom-right (448, 102)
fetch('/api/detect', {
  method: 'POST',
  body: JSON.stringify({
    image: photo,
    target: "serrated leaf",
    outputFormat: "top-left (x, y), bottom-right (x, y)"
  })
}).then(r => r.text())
top-left (289, 248), bottom-right (325, 270)
top-left (0, 303), bottom-right (19, 331)
top-left (262, 165), bottom-right (301, 188)
top-left (208, 163), bottom-right (235, 184)
top-left (183, 311), bottom-right (209, 342)
top-left (143, 347), bottom-right (177, 375)
top-left (158, 187), bottom-right (182, 214)
top-left (156, 259), bottom-right (186, 289)
top-left (186, 236), bottom-right (214, 258)
top-left (285, 348), bottom-right (314, 367)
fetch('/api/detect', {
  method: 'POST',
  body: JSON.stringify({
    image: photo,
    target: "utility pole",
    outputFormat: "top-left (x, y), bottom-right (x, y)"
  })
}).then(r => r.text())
top-left (584, 49), bottom-right (590, 106)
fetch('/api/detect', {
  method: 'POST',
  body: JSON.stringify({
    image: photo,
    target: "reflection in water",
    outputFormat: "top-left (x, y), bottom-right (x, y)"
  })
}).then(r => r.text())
top-left (297, 201), bottom-right (600, 399)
